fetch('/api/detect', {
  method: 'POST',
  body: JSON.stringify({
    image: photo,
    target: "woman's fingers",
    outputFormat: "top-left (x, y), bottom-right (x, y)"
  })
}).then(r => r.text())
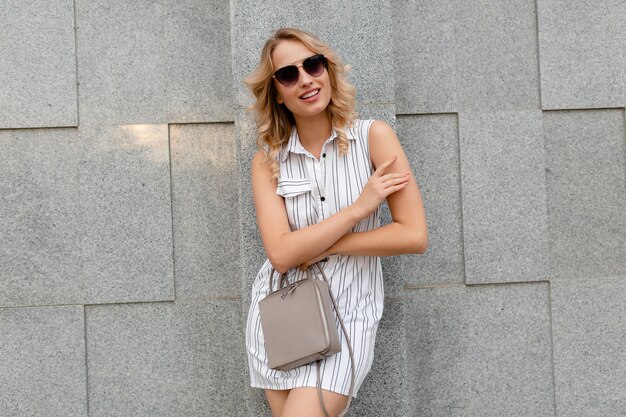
top-left (378, 172), bottom-right (411, 191)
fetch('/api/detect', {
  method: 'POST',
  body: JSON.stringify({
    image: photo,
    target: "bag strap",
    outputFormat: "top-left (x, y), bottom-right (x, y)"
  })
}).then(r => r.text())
top-left (313, 263), bottom-right (356, 417)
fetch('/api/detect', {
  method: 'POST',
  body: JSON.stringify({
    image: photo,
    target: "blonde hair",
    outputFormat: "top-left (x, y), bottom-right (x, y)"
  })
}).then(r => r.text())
top-left (245, 28), bottom-right (357, 178)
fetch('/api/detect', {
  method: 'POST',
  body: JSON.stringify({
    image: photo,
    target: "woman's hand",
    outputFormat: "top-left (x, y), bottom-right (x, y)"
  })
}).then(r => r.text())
top-left (352, 156), bottom-right (411, 220)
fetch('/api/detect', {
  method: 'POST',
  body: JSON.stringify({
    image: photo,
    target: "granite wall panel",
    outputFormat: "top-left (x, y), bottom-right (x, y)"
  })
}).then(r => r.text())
top-left (459, 111), bottom-right (549, 284)
top-left (0, 0), bottom-right (77, 128)
top-left (551, 278), bottom-right (626, 417)
top-left (86, 299), bottom-right (245, 417)
top-left (0, 305), bottom-right (87, 417)
top-left (393, 0), bottom-right (457, 114)
top-left (86, 302), bottom-right (178, 417)
top-left (454, 0), bottom-right (541, 112)
top-left (0, 128), bottom-right (82, 308)
top-left (537, 0), bottom-right (625, 109)
top-left (350, 298), bottom-right (408, 416)
top-left (75, 0), bottom-right (232, 125)
top-left (406, 283), bottom-right (554, 417)
top-left (80, 124), bottom-right (174, 304)
top-left (544, 110), bottom-right (626, 280)
top-left (170, 123), bottom-right (240, 298)
top-left (397, 114), bottom-right (464, 286)
top-left (393, 0), bottom-right (540, 113)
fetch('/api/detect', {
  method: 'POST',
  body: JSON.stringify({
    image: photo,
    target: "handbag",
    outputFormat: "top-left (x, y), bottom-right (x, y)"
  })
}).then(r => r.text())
top-left (258, 263), bottom-right (356, 417)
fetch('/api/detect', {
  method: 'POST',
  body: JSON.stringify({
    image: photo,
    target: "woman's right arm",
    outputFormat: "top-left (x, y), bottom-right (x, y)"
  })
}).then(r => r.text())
top-left (252, 150), bottom-right (407, 273)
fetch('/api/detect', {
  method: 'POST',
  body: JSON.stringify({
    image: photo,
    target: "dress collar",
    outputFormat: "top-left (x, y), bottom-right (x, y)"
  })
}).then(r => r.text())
top-left (279, 125), bottom-right (357, 162)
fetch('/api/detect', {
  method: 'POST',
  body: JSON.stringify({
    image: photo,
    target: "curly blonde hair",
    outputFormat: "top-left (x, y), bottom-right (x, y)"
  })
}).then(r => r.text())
top-left (245, 28), bottom-right (357, 178)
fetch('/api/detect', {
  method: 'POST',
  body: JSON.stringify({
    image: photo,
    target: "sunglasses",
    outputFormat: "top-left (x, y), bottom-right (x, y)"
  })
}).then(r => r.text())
top-left (273, 54), bottom-right (327, 87)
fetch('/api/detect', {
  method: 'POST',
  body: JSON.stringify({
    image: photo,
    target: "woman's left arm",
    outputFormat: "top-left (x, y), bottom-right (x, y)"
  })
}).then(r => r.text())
top-left (301, 120), bottom-right (428, 268)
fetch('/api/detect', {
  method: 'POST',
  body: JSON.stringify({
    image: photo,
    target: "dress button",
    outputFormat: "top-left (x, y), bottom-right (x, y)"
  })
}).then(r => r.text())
top-left (321, 197), bottom-right (326, 202)
top-left (322, 153), bottom-right (326, 158)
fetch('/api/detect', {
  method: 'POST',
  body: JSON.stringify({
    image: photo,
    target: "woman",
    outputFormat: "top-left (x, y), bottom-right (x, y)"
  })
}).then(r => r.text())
top-left (244, 28), bottom-right (428, 417)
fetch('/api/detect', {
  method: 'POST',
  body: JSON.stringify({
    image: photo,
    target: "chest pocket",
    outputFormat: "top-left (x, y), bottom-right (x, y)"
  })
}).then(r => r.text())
top-left (276, 178), bottom-right (316, 229)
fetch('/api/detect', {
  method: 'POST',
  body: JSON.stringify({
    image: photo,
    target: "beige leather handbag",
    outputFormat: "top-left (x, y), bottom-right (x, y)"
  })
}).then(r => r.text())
top-left (258, 264), bottom-right (355, 417)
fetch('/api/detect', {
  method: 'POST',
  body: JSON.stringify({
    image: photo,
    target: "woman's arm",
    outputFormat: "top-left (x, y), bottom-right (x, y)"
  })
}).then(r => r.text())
top-left (300, 120), bottom-right (428, 268)
top-left (252, 148), bottom-right (409, 273)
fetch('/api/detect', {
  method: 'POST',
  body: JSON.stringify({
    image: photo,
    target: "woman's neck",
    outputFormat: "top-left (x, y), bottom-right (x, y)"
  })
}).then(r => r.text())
top-left (293, 111), bottom-right (332, 158)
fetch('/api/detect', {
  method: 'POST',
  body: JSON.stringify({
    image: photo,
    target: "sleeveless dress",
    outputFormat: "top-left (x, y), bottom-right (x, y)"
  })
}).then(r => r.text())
top-left (245, 119), bottom-right (384, 397)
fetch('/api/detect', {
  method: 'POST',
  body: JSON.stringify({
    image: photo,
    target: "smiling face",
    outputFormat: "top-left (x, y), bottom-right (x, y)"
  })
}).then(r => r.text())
top-left (271, 40), bottom-right (332, 122)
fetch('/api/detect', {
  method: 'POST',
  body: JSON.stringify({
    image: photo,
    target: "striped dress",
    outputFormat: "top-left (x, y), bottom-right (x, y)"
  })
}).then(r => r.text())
top-left (245, 119), bottom-right (384, 397)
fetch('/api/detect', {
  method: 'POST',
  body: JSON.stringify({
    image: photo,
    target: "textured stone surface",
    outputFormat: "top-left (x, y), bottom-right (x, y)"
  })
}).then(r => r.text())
top-left (544, 110), bottom-right (626, 280)
top-left (75, 0), bottom-right (232, 125)
top-left (406, 283), bottom-right (554, 417)
top-left (350, 298), bottom-right (408, 416)
top-left (537, 0), bottom-right (625, 109)
top-left (393, 0), bottom-right (541, 113)
top-left (80, 124), bottom-right (174, 304)
top-left (0, 0), bottom-right (77, 128)
top-left (454, 1), bottom-right (541, 111)
top-left (231, 0), bottom-right (394, 109)
top-left (0, 305), bottom-right (86, 417)
top-left (459, 111), bottom-right (549, 284)
top-left (170, 123), bottom-right (240, 298)
top-left (0, 128), bottom-right (82, 308)
top-left (86, 299), bottom-right (245, 417)
top-left (551, 278), bottom-right (626, 417)
top-left (236, 111), bottom-right (266, 306)
top-left (174, 299), bottom-right (246, 417)
top-left (393, 0), bottom-right (457, 113)
top-left (86, 302), bottom-right (178, 417)
top-left (397, 114), bottom-right (464, 286)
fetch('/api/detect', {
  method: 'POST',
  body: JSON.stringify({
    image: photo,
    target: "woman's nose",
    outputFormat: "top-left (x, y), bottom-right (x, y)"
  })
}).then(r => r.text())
top-left (299, 67), bottom-right (313, 86)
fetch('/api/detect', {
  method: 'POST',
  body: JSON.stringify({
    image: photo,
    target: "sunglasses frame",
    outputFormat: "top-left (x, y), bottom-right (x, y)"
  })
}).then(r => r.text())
top-left (272, 54), bottom-right (327, 87)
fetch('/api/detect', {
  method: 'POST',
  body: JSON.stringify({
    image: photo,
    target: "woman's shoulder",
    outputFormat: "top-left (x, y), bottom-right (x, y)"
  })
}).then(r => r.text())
top-left (345, 119), bottom-right (394, 144)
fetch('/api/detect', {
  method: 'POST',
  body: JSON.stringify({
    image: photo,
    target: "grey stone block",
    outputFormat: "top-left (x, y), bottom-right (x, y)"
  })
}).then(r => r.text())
top-left (86, 299), bottom-right (245, 417)
top-left (231, 0), bottom-right (394, 109)
top-left (170, 123), bottom-right (241, 298)
top-left (551, 278), bottom-right (626, 417)
top-left (0, 128), bottom-right (82, 308)
top-left (80, 124), bottom-right (174, 304)
top-left (236, 111), bottom-right (266, 306)
top-left (0, 305), bottom-right (87, 417)
top-left (174, 299), bottom-right (246, 417)
top-left (454, 1), bottom-right (541, 111)
top-left (397, 114), bottom-right (464, 286)
top-left (393, 0), bottom-right (457, 113)
top-left (459, 111), bottom-right (549, 284)
top-left (406, 283), bottom-right (554, 417)
top-left (86, 302), bottom-right (178, 417)
top-left (163, 0), bottom-right (233, 123)
top-left (0, 0), bottom-right (77, 128)
top-left (544, 110), bottom-right (626, 280)
top-left (395, 0), bottom-right (541, 113)
top-left (349, 298), bottom-right (408, 416)
top-left (75, 0), bottom-right (232, 125)
top-left (537, 0), bottom-right (625, 109)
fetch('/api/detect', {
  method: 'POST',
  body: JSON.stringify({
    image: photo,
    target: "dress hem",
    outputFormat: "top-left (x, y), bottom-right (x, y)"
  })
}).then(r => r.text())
top-left (249, 382), bottom-right (359, 399)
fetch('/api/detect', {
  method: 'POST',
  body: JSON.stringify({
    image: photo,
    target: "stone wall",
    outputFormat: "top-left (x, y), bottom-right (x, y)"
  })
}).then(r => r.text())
top-left (1, 1), bottom-right (624, 416)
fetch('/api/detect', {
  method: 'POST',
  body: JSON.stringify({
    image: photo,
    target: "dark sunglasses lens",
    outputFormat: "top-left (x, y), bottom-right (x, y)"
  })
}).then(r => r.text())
top-left (275, 66), bottom-right (299, 86)
top-left (303, 55), bottom-right (326, 77)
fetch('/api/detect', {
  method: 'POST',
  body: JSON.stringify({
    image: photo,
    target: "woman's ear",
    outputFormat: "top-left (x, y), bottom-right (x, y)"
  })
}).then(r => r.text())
top-left (276, 94), bottom-right (284, 104)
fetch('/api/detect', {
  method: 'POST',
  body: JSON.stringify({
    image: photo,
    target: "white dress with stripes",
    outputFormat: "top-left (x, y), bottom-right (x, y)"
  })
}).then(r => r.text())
top-left (245, 119), bottom-right (384, 397)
